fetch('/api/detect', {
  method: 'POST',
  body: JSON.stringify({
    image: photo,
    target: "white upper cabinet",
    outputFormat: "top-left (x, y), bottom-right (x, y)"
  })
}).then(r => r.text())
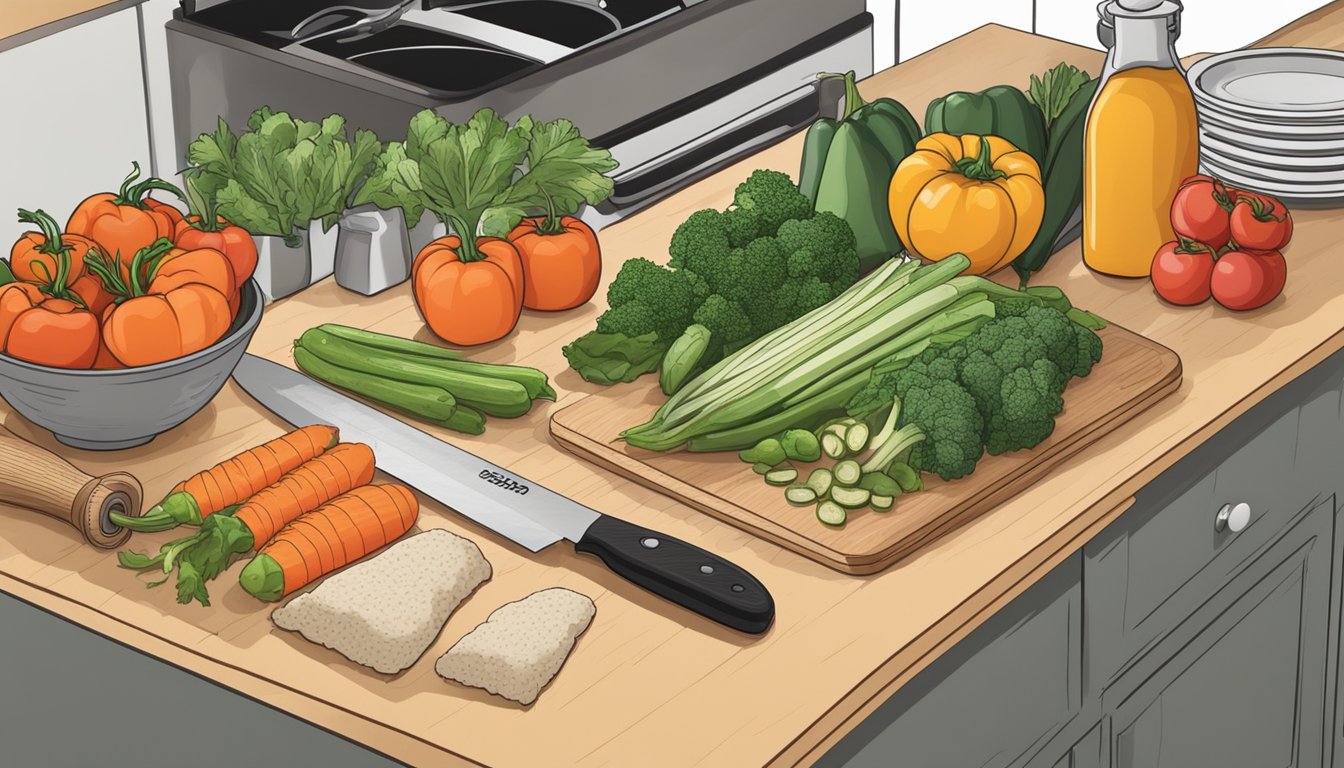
top-left (140, 0), bottom-right (184, 187)
top-left (0, 8), bottom-right (152, 248)
top-left (898, 0), bottom-right (1033, 62)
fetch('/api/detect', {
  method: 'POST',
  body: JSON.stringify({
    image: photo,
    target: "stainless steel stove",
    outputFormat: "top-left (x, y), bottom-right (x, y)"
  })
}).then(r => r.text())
top-left (166, 0), bottom-right (872, 221)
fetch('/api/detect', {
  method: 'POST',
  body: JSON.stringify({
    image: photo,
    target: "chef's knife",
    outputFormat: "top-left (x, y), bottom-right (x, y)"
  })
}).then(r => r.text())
top-left (232, 354), bottom-right (775, 634)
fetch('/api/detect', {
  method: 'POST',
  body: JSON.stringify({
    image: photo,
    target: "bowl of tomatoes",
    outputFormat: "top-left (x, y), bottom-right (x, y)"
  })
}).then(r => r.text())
top-left (0, 170), bottom-right (264, 450)
top-left (0, 278), bottom-right (264, 450)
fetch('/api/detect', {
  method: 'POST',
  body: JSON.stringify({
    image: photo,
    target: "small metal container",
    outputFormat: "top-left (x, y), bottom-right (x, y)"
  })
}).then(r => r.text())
top-left (252, 233), bottom-right (313, 301)
top-left (334, 206), bottom-right (415, 296)
top-left (1097, 0), bottom-right (1181, 49)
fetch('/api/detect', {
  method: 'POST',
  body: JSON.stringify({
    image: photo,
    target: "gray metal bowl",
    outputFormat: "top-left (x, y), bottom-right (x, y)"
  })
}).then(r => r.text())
top-left (0, 280), bottom-right (265, 451)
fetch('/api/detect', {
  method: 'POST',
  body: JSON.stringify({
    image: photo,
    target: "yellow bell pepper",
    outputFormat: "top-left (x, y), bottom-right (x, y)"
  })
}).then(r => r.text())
top-left (888, 133), bottom-right (1045, 275)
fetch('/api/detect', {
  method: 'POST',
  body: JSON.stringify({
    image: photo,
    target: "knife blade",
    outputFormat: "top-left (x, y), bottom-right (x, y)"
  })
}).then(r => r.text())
top-left (232, 354), bottom-right (775, 634)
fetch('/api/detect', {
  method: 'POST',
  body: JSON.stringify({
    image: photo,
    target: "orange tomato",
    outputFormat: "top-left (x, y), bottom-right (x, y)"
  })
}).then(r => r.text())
top-left (10, 208), bottom-right (116, 315)
top-left (412, 236), bottom-right (523, 346)
top-left (66, 163), bottom-right (182, 263)
top-left (507, 216), bottom-right (602, 311)
top-left (86, 239), bottom-right (236, 367)
top-left (0, 283), bottom-right (100, 369)
top-left (174, 216), bottom-right (258, 295)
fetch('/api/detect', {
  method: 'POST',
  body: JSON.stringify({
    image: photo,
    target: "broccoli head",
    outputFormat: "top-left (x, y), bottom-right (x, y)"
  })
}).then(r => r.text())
top-left (723, 208), bottom-right (766, 248)
top-left (903, 377), bottom-right (985, 481)
top-left (598, 259), bottom-right (700, 343)
top-left (985, 364), bottom-right (1065, 455)
top-left (732, 169), bottom-right (812, 235)
top-left (668, 209), bottom-right (731, 272)
top-left (775, 212), bottom-right (859, 289)
top-left (1070, 323), bottom-right (1104, 378)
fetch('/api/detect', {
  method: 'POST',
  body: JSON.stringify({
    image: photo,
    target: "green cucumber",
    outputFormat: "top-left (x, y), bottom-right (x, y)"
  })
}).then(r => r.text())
top-left (870, 494), bottom-right (895, 511)
top-left (297, 329), bottom-right (533, 417)
top-left (821, 432), bottom-right (847, 460)
top-left (752, 462), bottom-right (774, 475)
top-left (805, 468), bottom-right (834, 499)
top-left (844, 423), bottom-right (869, 454)
top-left (833, 460), bottom-right (862, 487)
top-left (293, 347), bottom-right (458, 422)
top-left (764, 467), bottom-right (798, 486)
top-left (739, 438), bottom-right (787, 467)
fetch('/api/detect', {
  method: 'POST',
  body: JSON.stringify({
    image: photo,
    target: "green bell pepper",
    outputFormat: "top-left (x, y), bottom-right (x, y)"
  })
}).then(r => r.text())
top-left (924, 85), bottom-right (1048, 167)
top-left (1012, 78), bottom-right (1099, 286)
top-left (800, 71), bottom-right (921, 272)
top-left (0, 260), bottom-right (15, 286)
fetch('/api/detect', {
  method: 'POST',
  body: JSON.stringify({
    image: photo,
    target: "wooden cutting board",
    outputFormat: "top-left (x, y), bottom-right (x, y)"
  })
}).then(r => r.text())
top-left (550, 323), bottom-right (1182, 574)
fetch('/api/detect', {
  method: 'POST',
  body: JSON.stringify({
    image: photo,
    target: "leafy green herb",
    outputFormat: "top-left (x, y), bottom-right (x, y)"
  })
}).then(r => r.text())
top-left (350, 142), bottom-right (427, 222)
top-left (506, 116), bottom-right (618, 234)
top-left (1026, 62), bottom-right (1093, 131)
top-left (563, 331), bottom-right (665, 385)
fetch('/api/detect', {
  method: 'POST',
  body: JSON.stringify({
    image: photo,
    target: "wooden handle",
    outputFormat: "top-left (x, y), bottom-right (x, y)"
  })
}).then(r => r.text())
top-left (0, 427), bottom-right (143, 549)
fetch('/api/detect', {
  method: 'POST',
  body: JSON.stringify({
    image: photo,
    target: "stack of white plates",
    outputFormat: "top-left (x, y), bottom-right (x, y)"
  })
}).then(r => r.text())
top-left (1188, 48), bottom-right (1344, 206)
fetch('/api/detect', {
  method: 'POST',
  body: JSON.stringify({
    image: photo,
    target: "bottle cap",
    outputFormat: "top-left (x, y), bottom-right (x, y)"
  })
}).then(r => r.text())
top-left (1116, 0), bottom-right (1162, 9)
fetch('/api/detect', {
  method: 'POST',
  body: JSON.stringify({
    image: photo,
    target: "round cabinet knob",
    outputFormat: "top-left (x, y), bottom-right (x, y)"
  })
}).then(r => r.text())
top-left (1215, 502), bottom-right (1251, 533)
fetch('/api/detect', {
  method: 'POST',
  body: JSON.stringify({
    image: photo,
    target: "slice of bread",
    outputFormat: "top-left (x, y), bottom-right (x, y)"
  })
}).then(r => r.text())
top-left (435, 587), bottom-right (596, 705)
top-left (272, 528), bottom-right (491, 674)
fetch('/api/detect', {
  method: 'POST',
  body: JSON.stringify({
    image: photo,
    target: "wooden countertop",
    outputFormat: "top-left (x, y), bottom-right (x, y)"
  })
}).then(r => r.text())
top-left (4, 13), bottom-right (1344, 768)
top-left (0, 0), bottom-right (128, 41)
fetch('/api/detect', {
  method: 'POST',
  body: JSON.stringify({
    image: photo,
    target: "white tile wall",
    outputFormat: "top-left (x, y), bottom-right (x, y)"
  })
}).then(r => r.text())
top-left (0, 8), bottom-right (152, 249)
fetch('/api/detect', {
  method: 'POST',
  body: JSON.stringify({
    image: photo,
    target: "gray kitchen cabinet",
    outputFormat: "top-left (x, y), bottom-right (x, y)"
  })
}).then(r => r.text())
top-left (1105, 494), bottom-right (1336, 768)
top-left (898, 0), bottom-right (1032, 62)
top-left (815, 554), bottom-right (1084, 768)
top-left (0, 7), bottom-right (152, 249)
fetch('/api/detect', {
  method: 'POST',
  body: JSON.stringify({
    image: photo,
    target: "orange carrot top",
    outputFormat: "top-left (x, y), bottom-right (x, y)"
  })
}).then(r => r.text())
top-left (111, 424), bottom-right (339, 532)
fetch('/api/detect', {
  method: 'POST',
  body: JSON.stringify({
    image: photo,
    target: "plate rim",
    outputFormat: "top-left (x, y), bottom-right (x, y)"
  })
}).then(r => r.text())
top-left (1201, 145), bottom-right (1344, 182)
top-left (1189, 47), bottom-right (1344, 120)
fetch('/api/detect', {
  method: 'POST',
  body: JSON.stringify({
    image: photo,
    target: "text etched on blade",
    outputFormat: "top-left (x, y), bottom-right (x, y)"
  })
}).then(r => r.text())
top-left (479, 469), bottom-right (530, 495)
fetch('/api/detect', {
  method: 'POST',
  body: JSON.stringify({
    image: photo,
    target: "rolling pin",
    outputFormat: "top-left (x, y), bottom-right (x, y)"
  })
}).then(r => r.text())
top-left (0, 426), bottom-right (143, 548)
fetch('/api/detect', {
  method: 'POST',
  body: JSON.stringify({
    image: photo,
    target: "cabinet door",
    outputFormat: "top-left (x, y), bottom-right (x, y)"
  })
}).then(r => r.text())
top-left (815, 555), bottom-right (1082, 768)
top-left (1107, 495), bottom-right (1335, 768)
top-left (898, 0), bottom-right (1032, 62)
top-left (0, 8), bottom-right (152, 248)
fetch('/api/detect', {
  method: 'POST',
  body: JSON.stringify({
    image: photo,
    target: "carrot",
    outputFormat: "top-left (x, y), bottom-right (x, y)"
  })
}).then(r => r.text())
top-left (110, 424), bottom-right (339, 532)
top-left (116, 443), bottom-right (376, 606)
top-left (240, 484), bottom-right (419, 602)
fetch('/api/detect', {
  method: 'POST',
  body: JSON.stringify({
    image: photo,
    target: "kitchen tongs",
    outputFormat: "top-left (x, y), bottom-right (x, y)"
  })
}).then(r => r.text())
top-left (289, 0), bottom-right (621, 46)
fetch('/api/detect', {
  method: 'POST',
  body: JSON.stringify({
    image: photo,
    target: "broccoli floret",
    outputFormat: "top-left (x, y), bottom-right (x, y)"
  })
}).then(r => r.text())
top-left (598, 261), bottom-right (700, 343)
top-left (986, 365), bottom-right (1064, 455)
top-left (693, 294), bottom-right (753, 359)
top-left (1021, 304), bottom-right (1079, 374)
top-left (668, 210), bottom-right (730, 271)
top-left (903, 378), bottom-right (985, 481)
top-left (775, 212), bottom-right (859, 288)
top-left (1070, 323), bottom-right (1103, 378)
top-left (722, 208), bottom-right (765, 248)
top-left (732, 169), bottom-right (812, 234)
top-left (958, 349), bottom-right (1004, 418)
top-left (789, 277), bottom-right (835, 318)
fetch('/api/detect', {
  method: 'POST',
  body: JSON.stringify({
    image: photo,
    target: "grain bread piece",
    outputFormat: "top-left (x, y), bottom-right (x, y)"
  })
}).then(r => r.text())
top-left (435, 587), bottom-right (595, 705)
top-left (272, 529), bottom-right (491, 674)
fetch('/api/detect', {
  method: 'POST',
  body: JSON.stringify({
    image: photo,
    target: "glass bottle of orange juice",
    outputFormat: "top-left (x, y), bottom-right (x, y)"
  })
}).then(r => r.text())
top-left (1083, 0), bottom-right (1199, 277)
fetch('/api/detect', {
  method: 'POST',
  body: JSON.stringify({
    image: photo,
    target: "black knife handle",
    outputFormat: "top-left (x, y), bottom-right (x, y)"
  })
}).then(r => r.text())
top-left (574, 515), bottom-right (775, 634)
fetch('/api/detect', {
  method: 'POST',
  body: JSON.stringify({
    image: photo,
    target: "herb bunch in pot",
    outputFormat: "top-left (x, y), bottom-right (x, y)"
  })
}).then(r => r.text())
top-left (386, 108), bottom-right (616, 346)
top-left (185, 108), bottom-right (379, 300)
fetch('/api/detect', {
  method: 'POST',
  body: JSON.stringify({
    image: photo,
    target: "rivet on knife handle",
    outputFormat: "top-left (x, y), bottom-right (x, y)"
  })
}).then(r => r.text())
top-left (574, 515), bottom-right (775, 634)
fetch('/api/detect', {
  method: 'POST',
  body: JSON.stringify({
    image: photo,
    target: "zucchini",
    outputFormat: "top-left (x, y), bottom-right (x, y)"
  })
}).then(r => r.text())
top-left (660, 324), bottom-right (711, 396)
top-left (886, 463), bottom-right (923, 493)
top-left (816, 500), bottom-right (847, 526)
top-left (297, 328), bottom-right (533, 417)
top-left (315, 324), bottom-right (464, 360)
top-left (833, 460), bottom-right (862, 487)
top-left (739, 438), bottom-right (787, 467)
top-left (859, 472), bottom-right (901, 497)
top-left (752, 462), bottom-right (774, 475)
top-left (805, 468), bottom-right (834, 499)
top-left (293, 347), bottom-right (458, 423)
top-left (785, 485), bottom-right (818, 506)
top-left (870, 494), bottom-right (895, 511)
top-left (821, 432), bottom-right (847, 460)
top-left (831, 486), bottom-right (871, 509)
top-left (844, 423), bottom-right (869, 454)
top-left (765, 467), bottom-right (799, 486)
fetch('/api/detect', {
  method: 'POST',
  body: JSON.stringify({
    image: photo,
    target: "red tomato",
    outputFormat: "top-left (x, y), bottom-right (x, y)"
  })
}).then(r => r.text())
top-left (1229, 193), bottom-right (1293, 251)
top-left (1150, 240), bottom-right (1214, 306)
top-left (1210, 249), bottom-right (1286, 311)
top-left (1170, 175), bottom-right (1235, 250)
